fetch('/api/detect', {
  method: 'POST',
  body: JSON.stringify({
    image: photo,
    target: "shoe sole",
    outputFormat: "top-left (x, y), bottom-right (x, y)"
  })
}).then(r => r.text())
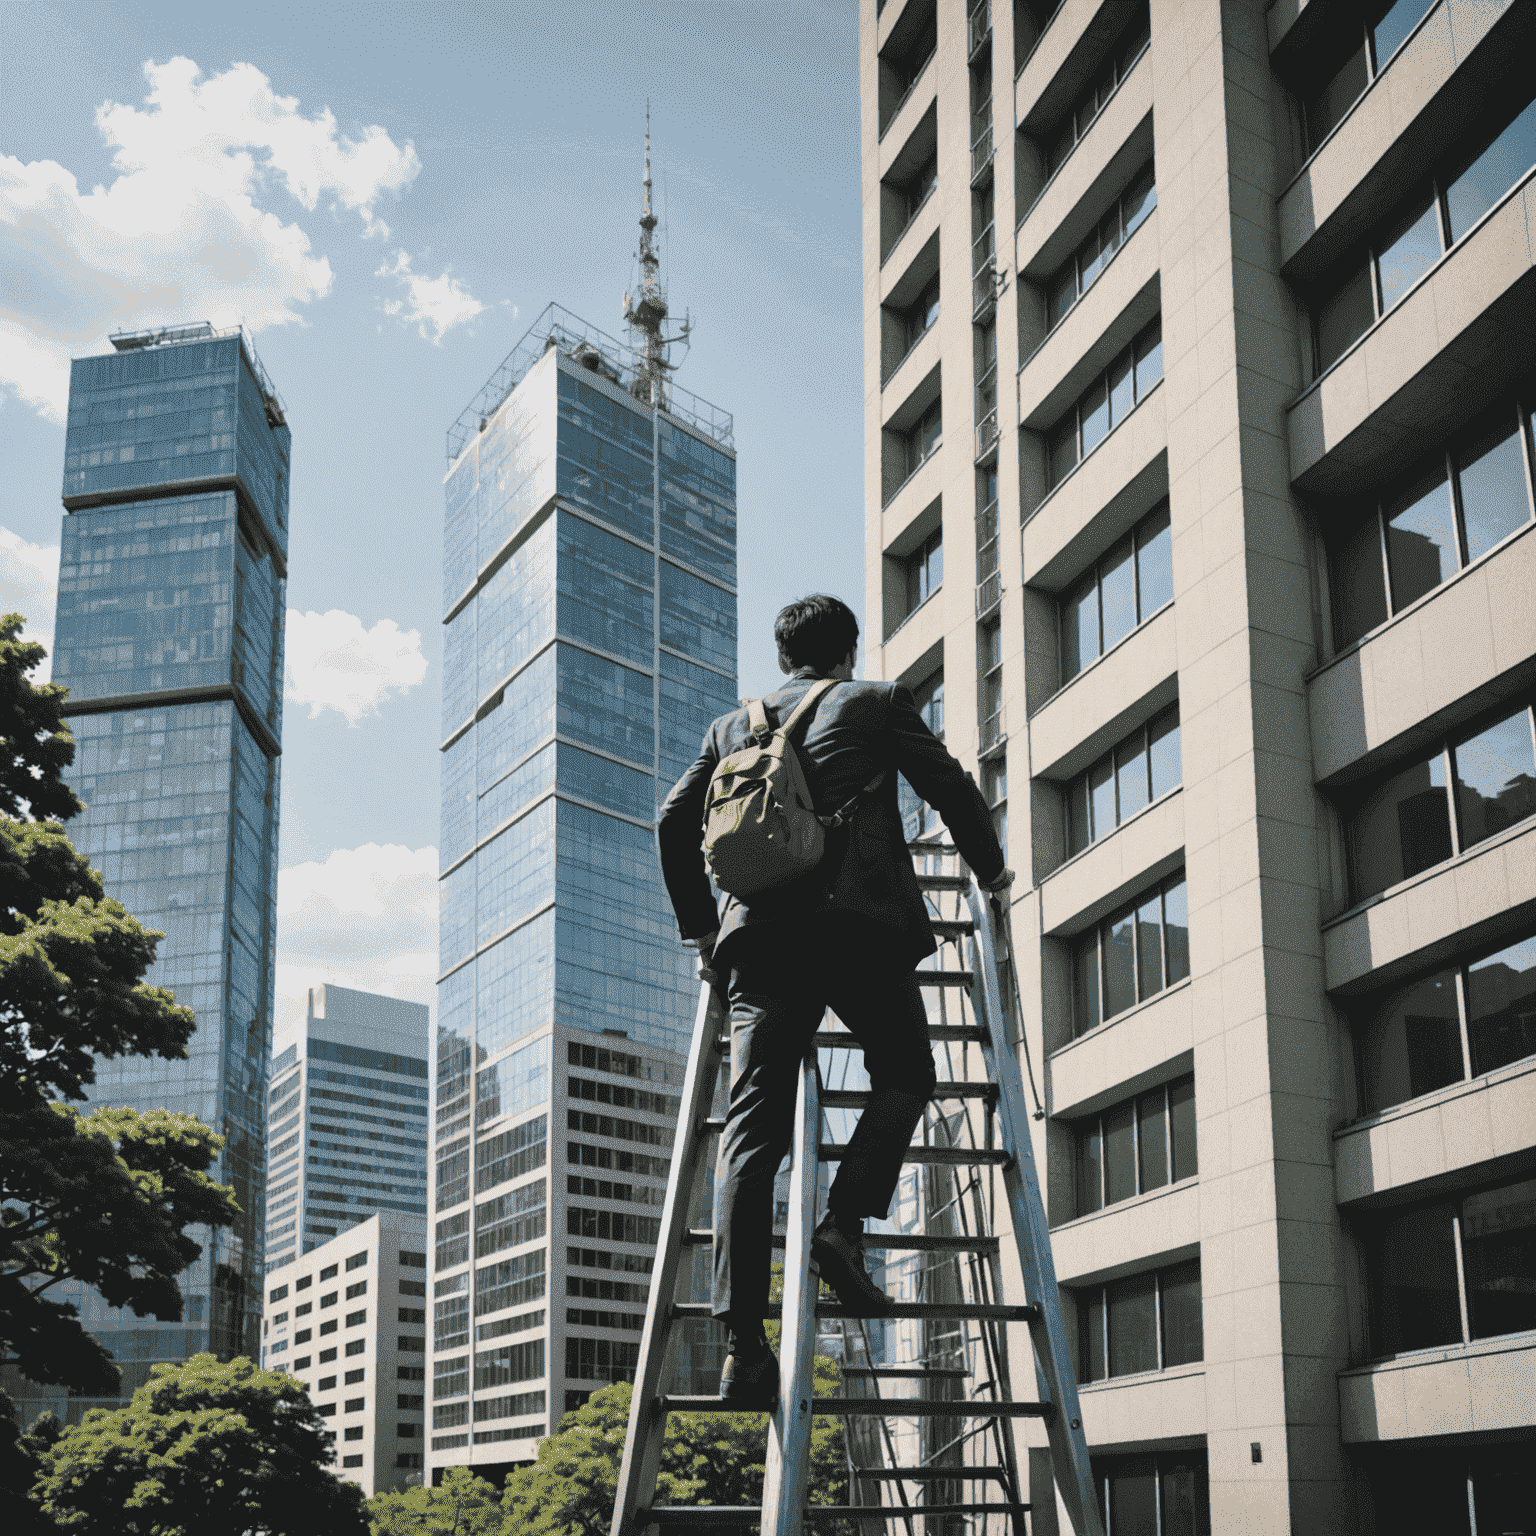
top-left (810, 1239), bottom-right (898, 1318)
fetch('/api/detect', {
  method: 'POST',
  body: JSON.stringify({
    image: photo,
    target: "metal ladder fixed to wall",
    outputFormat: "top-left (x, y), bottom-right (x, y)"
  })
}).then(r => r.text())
top-left (611, 844), bottom-right (1105, 1536)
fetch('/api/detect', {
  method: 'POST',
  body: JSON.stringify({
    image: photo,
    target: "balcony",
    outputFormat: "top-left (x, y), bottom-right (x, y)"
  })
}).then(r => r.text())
top-left (968, 0), bottom-right (991, 61)
top-left (976, 570), bottom-right (1002, 616)
top-left (972, 222), bottom-right (998, 320)
top-left (971, 117), bottom-right (995, 185)
top-left (975, 407), bottom-right (1000, 464)
top-left (1339, 1334), bottom-right (1536, 1443)
top-left (980, 706), bottom-right (1006, 756)
top-left (1048, 983), bottom-right (1194, 1117)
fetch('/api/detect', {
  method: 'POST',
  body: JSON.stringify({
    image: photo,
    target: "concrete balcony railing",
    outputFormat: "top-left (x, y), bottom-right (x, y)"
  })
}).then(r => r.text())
top-left (1040, 787), bottom-right (1184, 936)
top-left (1076, 1363), bottom-right (1208, 1450)
top-left (1051, 1178), bottom-right (1200, 1281)
top-left (1016, 0), bottom-right (1143, 134)
top-left (1339, 1334), bottom-right (1536, 1443)
top-left (1287, 169), bottom-right (1536, 498)
top-left (975, 406), bottom-right (1000, 463)
top-left (1334, 1056), bottom-right (1536, 1207)
top-left (1308, 521), bottom-right (1536, 787)
top-left (1049, 980), bottom-right (1194, 1118)
top-left (1323, 819), bottom-right (1536, 996)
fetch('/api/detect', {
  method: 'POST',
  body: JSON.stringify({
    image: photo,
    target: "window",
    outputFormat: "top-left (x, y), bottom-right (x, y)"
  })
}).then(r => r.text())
top-left (294, 1329), bottom-right (311, 1345)
top-left (399, 1306), bottom-right (425, 1324)
top-left (1091, 1451), bottom-right (1211, 1536)
top-left (1312, 93), bottom-right (1536, 370)
top-left (902, 527), bottom-right (943, 620)
top-left (1073, 872), bottom-right (1189, 1036)
top-left (342, 1453), bottom-right (363, 1467)
top-left (899, 666), bottom-right (946, 838)
top-left (399, 1249), bottom-right (426, 1269)
top-left (293, 1355), bottom-right (311, 1371)
top-left (1075, 1075), bottom-right (1196, 1217)
top-left (434, 1354), bottom-right (469, 1401)
top-left (982, 755), bottom-right (1007, 848)
top-left (475, 1115), bottom-right (549, 1194)
top-left (1060, 501), bottom-right (1172, 683)
top-left (319, 1347), bottom-right (337, 1363)
top-left (1366, 1442), bottom-right (1531, 1536)
top-left (475, 1338), bottom-right (546, 1391)
top-left (343, 1426), bottom-right (363, 1442)
top-left (1047, 321), bottom-right (1163, 491)
top-left (344, 1395), bottom-right (365, 1413)
top-left (270, 1311), bottom-right (288, 1327)
top-left (436, 1135), bottom-right (470, 1211)
top-left (1066, 704), bottom-right (1180, 855)
top-left (269, 1285), bottom-right (288, 1304)
top-left (320, 1321), bottom-right (337, 1337)
top-left (476, 1178), bottom-right (549, 1259)
top-left (344, 1251), bottom-right (367, 1273)
top-left (1343, 702), bottom-right (1536, 902)
top-left (1356, 929), bottom-right (1536, 1113)
top-left (476, 1249), bottom-right (548, 1315)
top-left (1364, 1175), bottom-right (1536, 1355)
top-left (435, 1211), bottom-right (469, 1271)
top-left (398, 1422), bottom-right (418, 1438)
top-left (345, 1280), bottom-right (366, 1300)
top-left (904, 399), bottom-right (942, 481)
top-left (344, 1310), bottom-right (365, 1327)
top-left (1302, 0), bottom-right (1435, 150)
top-left (1077, 1258), bottom-right (1202, 1382)
top-left (295, 1301), bottom-right (312, 1318)
top-left (295, 1275), bottom-right (312, 1291)
top-left (319, 1264), bottom-right (338, 1281)
top-left (397, 1364), bottom-right (424, 1381)
top-left (398, 1394), bottom-right (424, 1410)
top-left (319, 1375), bottom-right (337, 1391)
top-left (399, 1278), bottom-right (426, 1298)
top-left (344, 1339), bottom-right (365, 1357)
top-left (1047, 162), bottom-right (1157, 332)
top-left (565, 1336), bottom-right (641, 1385)
top-left (396, 1452), bottom-right (424, 1469)
top-left (1330, 399), bottom-right (1536, 647)
top-left (1042, 7), bottom-right (1151, 178)
top-left (900, 273), bottom-right (941, 363)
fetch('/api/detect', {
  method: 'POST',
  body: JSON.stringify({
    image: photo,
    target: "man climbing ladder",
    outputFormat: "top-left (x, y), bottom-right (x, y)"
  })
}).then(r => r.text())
top-left (625, 593), bottom-right (1105, 1536)
top-left (657, 595), bottom-right (1013, 1402)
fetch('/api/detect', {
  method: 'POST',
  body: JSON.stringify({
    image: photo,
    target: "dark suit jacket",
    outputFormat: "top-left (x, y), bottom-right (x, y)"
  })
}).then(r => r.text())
top-left (657, 667), bottom-right (1006, 969)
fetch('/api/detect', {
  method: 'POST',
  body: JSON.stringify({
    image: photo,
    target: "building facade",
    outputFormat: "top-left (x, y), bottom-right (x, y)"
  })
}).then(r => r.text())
top-left (266, 984), bottom-right (431, 1272)
top-left (14, 323), bottom-right (288, 1423)
top-left (260, 1211), bottom-right (429, 1497)
top-left (863, 1), bottom-right (1535, 1531)
top-left (430, 302), bottom-right (736, 1481)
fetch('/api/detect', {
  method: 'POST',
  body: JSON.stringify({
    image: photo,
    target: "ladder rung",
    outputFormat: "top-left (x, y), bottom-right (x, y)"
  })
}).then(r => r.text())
top-left (816, 1025), bottom-right (983, 1048)
top-left (915, 873), bottom-right (971, 891)
top-left (678, 1230), bottom-right (1000, 1253)
top-left (821, 1081), bottom-right (996, 1107)
top-left (908, 841), bottom-right (960, 855)
top-left (839, 1367), bottom-right (971, 1378)
top-left (820, 1144), bottom-right (1012, 1166)
top-left (914, 970), bottom-right (973, 987)
top-left (670, 1302), bottom-right (1038, 1322)
top-left (854, 1468), bottom-right (1009, 1481)
top-left (639, 1505), bottom-right (1028, 1525)
top-left (929, 918), bottom-right (974, 939)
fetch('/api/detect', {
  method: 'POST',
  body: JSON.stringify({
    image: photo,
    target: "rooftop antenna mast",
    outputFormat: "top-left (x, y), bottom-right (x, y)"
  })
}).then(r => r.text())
top-left (623, 103), bottom-right (689, 412)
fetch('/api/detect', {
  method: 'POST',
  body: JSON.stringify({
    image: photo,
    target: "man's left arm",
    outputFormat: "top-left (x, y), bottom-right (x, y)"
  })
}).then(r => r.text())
top-left (657, 735), bottom-right (723, 942)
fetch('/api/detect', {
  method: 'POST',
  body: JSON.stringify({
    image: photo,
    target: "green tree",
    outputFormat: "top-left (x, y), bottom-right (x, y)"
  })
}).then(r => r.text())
top-left (367, 1466), bottom-right (505, 1534)
top-left (30, 1353), bottom-right (368, 1534)
top-left (0, 615), bottom-right (238, 1404)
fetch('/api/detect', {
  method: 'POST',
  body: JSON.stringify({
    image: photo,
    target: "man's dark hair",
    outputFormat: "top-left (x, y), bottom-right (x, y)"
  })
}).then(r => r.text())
top-left (774, 595), bottom-right (860, 674)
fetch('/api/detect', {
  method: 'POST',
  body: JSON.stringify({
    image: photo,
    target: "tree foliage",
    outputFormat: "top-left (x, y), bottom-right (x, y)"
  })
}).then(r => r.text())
top-left (0, 616), bottom-right (238, 1401)
top-left (368, 1465), bottom-right (506, 1535)
top-left (29, 1353), bottom-right (370, 1534)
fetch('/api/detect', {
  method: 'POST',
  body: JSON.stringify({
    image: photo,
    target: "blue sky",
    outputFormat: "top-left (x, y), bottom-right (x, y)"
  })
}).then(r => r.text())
top-left (0, 1), bottom-right (863, 1023)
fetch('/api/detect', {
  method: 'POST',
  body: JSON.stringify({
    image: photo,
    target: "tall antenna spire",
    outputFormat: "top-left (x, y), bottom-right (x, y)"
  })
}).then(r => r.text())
top-left (624, 102), bottom-right (689, 411)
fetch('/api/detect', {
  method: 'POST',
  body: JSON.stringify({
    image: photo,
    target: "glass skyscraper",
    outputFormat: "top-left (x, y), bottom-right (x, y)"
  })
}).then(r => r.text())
top-left (21, 323), bottom-right (287, 1419)
top-left (265, 984), bottom-right (430, 1271)
top-left (429, 304), bottom-right (736, 1476)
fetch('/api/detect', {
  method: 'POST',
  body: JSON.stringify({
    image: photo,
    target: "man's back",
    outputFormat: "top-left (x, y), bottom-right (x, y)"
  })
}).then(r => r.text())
top-left (659, 666), bottom-right (1003, 967)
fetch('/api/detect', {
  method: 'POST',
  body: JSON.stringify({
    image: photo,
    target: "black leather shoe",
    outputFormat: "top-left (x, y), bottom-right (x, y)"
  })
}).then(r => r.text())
top-left (719, 1344), bottom-right (780, 1408)
top-left (811, 1214), bottom-right (897, 1317)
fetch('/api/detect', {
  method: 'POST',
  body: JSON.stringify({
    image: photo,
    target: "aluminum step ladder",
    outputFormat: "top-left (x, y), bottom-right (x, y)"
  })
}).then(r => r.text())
top-left (611, 845), bottom-right (1105, 1536)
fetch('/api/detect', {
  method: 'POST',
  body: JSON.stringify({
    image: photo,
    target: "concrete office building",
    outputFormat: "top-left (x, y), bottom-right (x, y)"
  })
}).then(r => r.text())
top-left (6, 323), bottom-right (288, 1426)
top-left (266, 984), bottom-right (431, 1272)
top-left (864, 0), bottom-right (1534, 1530)
top-left (260, 1211), bottom-right (429, 1496)
top-left (429, 155), bottom-right (737, 1480)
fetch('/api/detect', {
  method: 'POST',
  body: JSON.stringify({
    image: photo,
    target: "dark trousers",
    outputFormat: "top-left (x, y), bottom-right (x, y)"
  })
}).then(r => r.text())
top-left (712, 919), bottom-right (936, 1324)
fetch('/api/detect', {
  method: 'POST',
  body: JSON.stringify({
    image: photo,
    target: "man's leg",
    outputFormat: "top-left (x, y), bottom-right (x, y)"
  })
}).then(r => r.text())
top-left (713, 956), bottom-right (824, 1327)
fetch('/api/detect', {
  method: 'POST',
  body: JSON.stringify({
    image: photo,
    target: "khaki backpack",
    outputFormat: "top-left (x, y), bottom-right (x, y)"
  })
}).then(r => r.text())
top-left (702, 679), bottom-right (883, 899)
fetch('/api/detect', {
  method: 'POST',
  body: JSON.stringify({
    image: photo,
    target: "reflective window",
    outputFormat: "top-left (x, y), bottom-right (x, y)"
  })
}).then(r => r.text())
top-left (1345, 703), bottom-right (1536, 901)
top-left (1045, 320), bottom-right (1163, 490)
top-left (1041, 7), bottom-right (1150, 178)
top-left (1312, 87), bottom-right (1536, 371)
top-left (1073, 872), bottom-right (1189, 1035)
top-left (1059, 501), bottom-right (1172, 682)
top-left (1364, 1177), bottom-right (1536, 1355)
top-left (1330, 398), bottom-right (1536, 647)
top-left (1066, 703), bottom-right (1181, 855)
top-left (1303, 0), bottom-right (1434, 152)
top-left (1077, 1259), bottom-right (1202, 1382)
top-left (1092, 1452), bottom-right (1211, 1536)
top-left (1074, 1073), bottom-right (1196, 1216)
top-left (1045, 162), bottom-right (1157, 335)
top-left (899, 526), bottom-right (943, 622)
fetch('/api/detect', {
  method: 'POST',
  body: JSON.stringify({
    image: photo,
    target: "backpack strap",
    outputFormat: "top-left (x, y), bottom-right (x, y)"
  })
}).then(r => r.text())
top-left (746, 696), bottom-right (773, 745)
top-left (778, 676), bottom-right (840, 740)
top-left (821, 770), bottom-right (888, 829)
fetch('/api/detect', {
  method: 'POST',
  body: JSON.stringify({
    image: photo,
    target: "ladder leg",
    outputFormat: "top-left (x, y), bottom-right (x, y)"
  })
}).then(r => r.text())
top-left (968, 887), bottom-right (1106, 1536)
top-left (760, 1048), bottom-right (821, 1536)
top-left (612, 981), bottom-right (729, 1536)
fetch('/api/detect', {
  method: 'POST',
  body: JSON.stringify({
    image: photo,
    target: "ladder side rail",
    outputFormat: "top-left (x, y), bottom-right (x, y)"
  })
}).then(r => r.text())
top-left (612, 980), bottom-right (729, 1536)
top-left (966, 884), bottom-right (1106, 1536)
top-left (759, 1048), bottom-right (821, 1536)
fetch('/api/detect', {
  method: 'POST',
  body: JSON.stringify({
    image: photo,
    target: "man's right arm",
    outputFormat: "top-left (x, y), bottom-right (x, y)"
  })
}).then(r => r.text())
top-left (887, 683), bottom-right (1006, 884)
top-left (657, 733), bottom-right (724, 941)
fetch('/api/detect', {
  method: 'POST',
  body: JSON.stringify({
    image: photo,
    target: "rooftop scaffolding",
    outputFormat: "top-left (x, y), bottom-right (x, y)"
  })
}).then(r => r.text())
top-left (107, 321), bottom-right (288, 429)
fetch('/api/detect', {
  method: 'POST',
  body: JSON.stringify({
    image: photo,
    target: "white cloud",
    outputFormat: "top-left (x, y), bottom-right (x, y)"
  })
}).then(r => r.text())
top-left (275, 843), bottom-right (438, 1030)
top-left (284, 607), bottom-right (427, 725)
top-left (0, 527), bottom-right (61, 682)
top-left (0, 55), bottom-right (421, 421)
top-left (375, 248), bottom-right (484, 343)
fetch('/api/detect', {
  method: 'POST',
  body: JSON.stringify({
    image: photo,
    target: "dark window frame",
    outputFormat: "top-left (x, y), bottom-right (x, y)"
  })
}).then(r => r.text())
top-left (1076, 1256), bottom-right (1203, 1383)
top-left (1074, 1073), bottom-right (1197, 1218)
top-left (1066, 702), bottom-right (1182, 856)
top-left (1072, 871), bottom-right (1190, 1037)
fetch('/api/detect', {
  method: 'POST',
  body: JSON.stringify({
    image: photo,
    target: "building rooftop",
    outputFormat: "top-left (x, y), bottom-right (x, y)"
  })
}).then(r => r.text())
top-left (445, 301), bottom-right (734, 466)
top-left (103, 321), bottom-right (288, 428)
